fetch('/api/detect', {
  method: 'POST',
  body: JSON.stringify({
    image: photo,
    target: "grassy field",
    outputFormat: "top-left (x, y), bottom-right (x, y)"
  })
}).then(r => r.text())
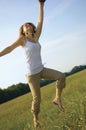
top-left (0, 70), bottom-right (86, 130)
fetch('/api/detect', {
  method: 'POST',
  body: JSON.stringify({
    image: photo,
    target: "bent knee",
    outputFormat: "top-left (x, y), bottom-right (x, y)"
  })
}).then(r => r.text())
top-left (62, 73), bottom-right (66, 81)
top-left (57, 73), bottom-right (66, 88)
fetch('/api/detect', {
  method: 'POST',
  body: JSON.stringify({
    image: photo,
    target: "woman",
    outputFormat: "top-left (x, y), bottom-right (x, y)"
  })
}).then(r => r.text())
top-left (0, 0), bottom-right (66, 129)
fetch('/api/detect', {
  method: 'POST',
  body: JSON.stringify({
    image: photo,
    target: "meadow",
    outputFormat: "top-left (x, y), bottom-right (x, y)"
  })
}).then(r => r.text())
top-left (0, 70), bottom-right (86, 130)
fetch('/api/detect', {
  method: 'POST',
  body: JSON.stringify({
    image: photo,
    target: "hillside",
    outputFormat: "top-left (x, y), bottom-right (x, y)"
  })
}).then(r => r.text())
top-left (0, 70), bottom-right (86, 130)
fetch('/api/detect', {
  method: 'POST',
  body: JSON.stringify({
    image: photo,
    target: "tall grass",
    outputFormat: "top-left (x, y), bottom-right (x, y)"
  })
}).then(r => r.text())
top-left (0, 70), bottom-right (86, 130)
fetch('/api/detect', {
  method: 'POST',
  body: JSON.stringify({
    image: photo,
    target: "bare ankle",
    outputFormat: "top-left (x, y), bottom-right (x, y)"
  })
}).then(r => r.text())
top-left (55, 97), bottom-right (61, 101)
top-left (33, 114), bottom-right (38, 122)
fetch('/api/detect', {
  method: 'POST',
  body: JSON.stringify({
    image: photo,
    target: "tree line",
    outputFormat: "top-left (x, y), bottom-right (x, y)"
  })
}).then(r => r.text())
top-left (64, 65), bottom-right (86, 76)
top-left (0, 64), bottom-right (86, 104)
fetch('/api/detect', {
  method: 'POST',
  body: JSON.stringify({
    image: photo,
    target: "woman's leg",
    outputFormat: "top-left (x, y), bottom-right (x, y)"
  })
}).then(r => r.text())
top-left (26, 73), bottom-right (41, 125)
top-left (41, 68), bottom-right (66, 111)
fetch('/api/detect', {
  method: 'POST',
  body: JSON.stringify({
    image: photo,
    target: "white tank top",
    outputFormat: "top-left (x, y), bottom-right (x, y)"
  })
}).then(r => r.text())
top-left (24, 41), bottom-right (43, 76)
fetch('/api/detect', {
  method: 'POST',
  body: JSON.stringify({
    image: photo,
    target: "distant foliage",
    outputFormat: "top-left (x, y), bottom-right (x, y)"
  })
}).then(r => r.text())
top-left (0, 83), bottom-right (29, 104)
top-left (64, 65), bottom-right (86, 76)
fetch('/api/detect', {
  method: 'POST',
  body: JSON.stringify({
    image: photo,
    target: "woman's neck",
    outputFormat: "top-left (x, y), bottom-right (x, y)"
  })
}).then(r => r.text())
top-left (26, 33), bottom-right (38, 43)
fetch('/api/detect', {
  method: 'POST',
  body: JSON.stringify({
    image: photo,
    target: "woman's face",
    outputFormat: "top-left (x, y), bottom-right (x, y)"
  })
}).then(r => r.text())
top-left (23, 23), bottom-right (33, 35)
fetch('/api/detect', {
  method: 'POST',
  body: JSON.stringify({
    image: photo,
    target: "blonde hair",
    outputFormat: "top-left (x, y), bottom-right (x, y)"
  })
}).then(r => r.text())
top-left (19, 25), bottom-right (24, 37)
top-left (19, 22), bottom-right (36, 37)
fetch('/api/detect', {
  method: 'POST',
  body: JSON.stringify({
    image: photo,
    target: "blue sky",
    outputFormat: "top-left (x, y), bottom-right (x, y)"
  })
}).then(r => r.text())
top-left (0, 0), bottom-right (86, 89)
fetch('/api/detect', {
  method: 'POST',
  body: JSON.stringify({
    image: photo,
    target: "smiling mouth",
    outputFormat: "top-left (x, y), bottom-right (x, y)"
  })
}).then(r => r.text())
top-left (26, 32), bottom-right (33, 36)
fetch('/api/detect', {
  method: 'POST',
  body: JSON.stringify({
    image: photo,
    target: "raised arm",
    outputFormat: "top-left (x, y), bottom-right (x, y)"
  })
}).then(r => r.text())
top-left (0, 37), bottom-right (24, 57)
top-left (35, 1), bottom-right (45, 39)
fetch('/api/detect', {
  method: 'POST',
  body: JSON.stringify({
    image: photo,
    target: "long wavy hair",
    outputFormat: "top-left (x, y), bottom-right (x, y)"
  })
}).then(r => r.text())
top-left (19, 22), bottom-right (36, 37)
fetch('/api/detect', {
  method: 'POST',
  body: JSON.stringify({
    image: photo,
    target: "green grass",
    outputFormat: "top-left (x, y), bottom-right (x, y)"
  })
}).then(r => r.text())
top-left (0, 70), bottom-right (86, 130)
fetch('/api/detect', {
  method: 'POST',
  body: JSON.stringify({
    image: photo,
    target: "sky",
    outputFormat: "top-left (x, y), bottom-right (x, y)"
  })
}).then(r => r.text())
top-left (0, 0), bottom-right (86, 89)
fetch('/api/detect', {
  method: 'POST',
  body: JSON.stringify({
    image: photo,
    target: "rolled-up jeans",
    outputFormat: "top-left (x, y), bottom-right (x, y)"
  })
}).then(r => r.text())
top-left (26, 67), bottom-right (66, 114)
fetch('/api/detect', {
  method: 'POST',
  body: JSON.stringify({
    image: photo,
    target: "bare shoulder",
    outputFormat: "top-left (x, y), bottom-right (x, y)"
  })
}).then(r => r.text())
top-left (17, 36), bottom-right (27, 47)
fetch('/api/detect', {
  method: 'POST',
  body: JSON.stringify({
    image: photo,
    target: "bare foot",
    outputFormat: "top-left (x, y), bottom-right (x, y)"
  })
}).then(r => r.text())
top-left (53, 98), bottom-right (65, 112)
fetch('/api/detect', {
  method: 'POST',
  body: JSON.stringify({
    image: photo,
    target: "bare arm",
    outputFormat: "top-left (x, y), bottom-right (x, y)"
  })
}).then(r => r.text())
top-left (0, 37), bottom-right (24, 57)
top-left (35, 1), bottom-right (44, 39)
